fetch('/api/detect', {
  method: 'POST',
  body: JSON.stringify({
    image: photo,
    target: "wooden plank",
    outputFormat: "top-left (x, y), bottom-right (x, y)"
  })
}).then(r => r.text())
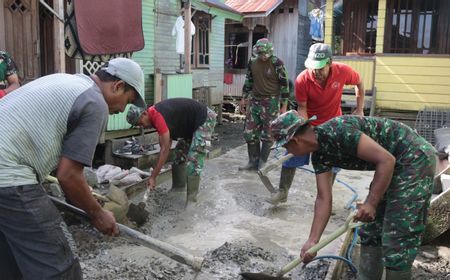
top-left (376, 56), bottom-right (450, 67)
top-left (377, 100), bottom-right (448, 111)
top-left (376, 83), bottom-right (450, 95)
top-left (376, 92), bottom-right (448, 103)
top-left (53, 0), bottom-right (65, 73)
top-left (377, 66), bottom-right (450, 76)
top-left (329, 228), bottom-right (356, 280)
top-left (375, 74), bottom-right (450, 86)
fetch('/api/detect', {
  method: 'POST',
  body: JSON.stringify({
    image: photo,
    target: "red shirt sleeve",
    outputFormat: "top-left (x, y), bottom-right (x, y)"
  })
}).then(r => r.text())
top-left (295, 71), bottom-right (308, 103)
top-left (147, 106), bottom-right (169, 135)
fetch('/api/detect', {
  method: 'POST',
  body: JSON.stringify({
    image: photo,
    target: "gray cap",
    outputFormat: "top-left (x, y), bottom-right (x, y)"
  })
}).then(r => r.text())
top-left (103, 57), bottom-right (146, 108)
top-left (304, 43), bottom-right (332, 69)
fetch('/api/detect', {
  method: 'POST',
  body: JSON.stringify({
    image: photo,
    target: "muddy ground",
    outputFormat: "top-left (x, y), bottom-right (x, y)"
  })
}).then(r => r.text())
top-left (65, 120), bottom-right (449, 279)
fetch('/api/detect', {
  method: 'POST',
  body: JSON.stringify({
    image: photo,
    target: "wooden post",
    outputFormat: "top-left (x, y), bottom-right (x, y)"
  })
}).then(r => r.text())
top-left (247, 28), bottom-right (253, 60)
top-left (53, 0), bottom-right (65, 73)
top-left (0, 0), bottom-right (5, 50)
top-left (184, 1), bottom-right (191, 74)
top-left (154, 68), bottom-right (162, 103)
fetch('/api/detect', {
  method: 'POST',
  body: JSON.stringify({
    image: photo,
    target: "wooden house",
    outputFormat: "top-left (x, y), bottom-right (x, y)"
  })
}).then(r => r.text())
top-left (0, 0), bottom-right (242, 135)
top-left (323, 0), bottom-right (450, 115)
top-left (223, 0), bottom-right (314, 97)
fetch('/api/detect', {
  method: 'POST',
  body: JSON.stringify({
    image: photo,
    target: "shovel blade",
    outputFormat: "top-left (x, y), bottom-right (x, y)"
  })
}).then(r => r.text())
top-left (240, 272), bottom-right (290, 280)
top-left (257, 171), bottom-right (277, 194)
top-left (127, 202), bottom-right (149, 226)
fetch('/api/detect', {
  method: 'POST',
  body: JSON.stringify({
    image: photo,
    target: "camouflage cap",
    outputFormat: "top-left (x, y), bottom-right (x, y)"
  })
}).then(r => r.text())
top-left (252, 38), bottom-right (274, 57)
top-left (270, 110), bottom-right (317, 147)
top-left (126, 104), bottom-right (145, 126)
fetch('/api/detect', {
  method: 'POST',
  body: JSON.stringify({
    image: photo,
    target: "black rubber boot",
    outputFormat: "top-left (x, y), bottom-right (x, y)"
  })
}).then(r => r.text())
top-left (239, 141), bottom-right (260, 171)
top-left (385, 268), bottom-right (411, 280)
top-left (267, 167), bottom-right (296, 205)
top-left (358, 246), bottom-right (383, 280)
top-left (170, 163), bottom-right (186, 192)
top-left (186, 175), bottom-right (201, 205)
top-left (258, 141), bottom-right (273, 169)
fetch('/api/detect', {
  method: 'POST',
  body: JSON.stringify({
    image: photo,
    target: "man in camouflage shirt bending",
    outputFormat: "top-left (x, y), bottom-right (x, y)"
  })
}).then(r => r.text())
top-left (271, 111), bottom-right (436, 280)
top-left (239, 38), bottom-right (289, 171)
top-left (0, 51), bottom-right (20, 98)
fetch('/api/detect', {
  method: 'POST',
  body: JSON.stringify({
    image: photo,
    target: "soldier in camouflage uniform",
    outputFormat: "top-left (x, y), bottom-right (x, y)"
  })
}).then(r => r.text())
top-left (0, 51), bottom-right (20, 98)
top-left (270, 110), bottom-right (436, 280)
top-left (127, 98), bottom-right (217, 205)
top-left (238, 38), bottom-right (289, 171)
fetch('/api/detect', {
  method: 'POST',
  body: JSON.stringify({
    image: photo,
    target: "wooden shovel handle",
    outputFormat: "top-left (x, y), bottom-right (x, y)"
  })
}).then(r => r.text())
top-left (278, 212), bottom-right (363, 276)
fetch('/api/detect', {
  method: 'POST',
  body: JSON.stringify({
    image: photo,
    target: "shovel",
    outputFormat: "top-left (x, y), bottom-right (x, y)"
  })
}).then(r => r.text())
top-left (49, 195), bottom-right (204, 270)
top-left (241, 212), bottom-right (363, 280)
top-left (257, 154), bottom-right (294, 194)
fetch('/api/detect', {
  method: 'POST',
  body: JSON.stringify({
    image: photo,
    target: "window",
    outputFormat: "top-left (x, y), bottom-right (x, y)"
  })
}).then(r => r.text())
top-left (191, 11), bottom-right (210, 68)
top-left (384, 0), bottom-right (450, 54)
top-left (336, 0), bottom-right (378, 55)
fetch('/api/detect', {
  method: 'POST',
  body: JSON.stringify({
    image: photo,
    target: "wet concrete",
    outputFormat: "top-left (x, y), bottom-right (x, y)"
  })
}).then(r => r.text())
top-left (69, 141), bottom-right (375, 279)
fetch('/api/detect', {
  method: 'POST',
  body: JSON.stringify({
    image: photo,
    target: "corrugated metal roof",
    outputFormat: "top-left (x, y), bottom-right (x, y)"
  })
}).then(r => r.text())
top-left (203, 0), bottom-right (241, 14)
top-left (224, 0), bottom-right (283, 16)
top-left (192, 0), bottom-right (243, 22)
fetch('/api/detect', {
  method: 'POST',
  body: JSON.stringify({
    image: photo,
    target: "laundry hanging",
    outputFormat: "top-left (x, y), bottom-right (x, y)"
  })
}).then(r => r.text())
top-left (308, 8), bottom-right (324, 41)
top-left (172, 16), bottom-right (196, 54)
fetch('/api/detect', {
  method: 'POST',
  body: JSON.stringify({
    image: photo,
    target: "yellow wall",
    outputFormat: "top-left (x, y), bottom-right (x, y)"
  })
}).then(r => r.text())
top-left (375, 56), bottom-right (450, 111)
top-left (334, 57), bottom-right (375, 90)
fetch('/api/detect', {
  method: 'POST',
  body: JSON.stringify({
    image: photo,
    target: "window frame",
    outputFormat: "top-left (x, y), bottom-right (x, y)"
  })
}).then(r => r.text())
top-left (191, 11), bottom-right (211, 69)
top-left (384, 0), bottom-right (450, 54)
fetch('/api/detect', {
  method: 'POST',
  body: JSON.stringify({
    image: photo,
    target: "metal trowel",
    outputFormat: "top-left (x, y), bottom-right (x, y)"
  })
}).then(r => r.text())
top-left (241, 212), bottom-right (363, 280)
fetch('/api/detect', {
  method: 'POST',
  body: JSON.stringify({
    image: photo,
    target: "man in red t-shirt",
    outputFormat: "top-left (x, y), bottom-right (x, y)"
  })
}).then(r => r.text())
top-left (268, 43), bottom-right (364, 205)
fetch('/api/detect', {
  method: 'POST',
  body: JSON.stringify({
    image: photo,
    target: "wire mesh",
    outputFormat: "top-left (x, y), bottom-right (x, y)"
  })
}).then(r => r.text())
top-left (414, 107), bottom-right (450, 146)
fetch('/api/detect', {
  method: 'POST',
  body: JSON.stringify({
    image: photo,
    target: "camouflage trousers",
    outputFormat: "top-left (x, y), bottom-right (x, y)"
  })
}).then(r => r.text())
top-left (359, 148), bottom-right (437, 270)
top-left (243, 96), bottom-right (280, 143)
top-left (173, 108), bottom-right (217, 176)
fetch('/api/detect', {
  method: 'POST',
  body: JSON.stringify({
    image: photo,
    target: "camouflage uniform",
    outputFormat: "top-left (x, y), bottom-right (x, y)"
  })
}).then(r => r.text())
top-left (0, 51), bottom-right (18, 90)
top-left (271, 111), bottom-right (437, 271)
top-left (242, 39), bottom-right (289, 142)
top-left (173, 108), bottom-right (217, 176)
top-left (312, 116), bottom-right (436, 270)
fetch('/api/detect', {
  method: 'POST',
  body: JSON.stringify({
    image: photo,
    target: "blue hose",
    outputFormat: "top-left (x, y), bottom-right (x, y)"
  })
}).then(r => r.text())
top-left (310, 255), bottom-right (358, 273)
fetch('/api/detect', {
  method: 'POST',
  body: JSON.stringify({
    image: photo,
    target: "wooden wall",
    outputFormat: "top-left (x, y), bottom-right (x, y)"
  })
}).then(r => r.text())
top-left (153, 0), bottom-right (180, 75)
top-left (133, 0), bottom-right (156, 105)
top-left (375, 56), bottom-right (450, 111)
top-left (192, 13), bottom-right (226, 105)
top-left (269, 0), bottom-right (299, 82)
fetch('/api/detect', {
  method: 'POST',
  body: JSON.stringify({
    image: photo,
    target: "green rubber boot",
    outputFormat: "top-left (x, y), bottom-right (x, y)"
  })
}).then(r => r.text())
top-left (266, 167), bottom-right (296, 205)
top-left (385, 268), bottom-right (411, 280)
top-left (186, 175), bottom-right (201, 204)
top-left (358, 246), bottom-right (383, 280)
top-left (239, 141), bottom-right (260, 171)
top-left (171, 163), bottom-right (186, 192)
top-left (258, 141), bottom-right (273, 169)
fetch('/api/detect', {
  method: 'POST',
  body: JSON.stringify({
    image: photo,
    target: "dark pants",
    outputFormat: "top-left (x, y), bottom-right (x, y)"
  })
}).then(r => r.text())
top-left (0, 185), bottom-right (82, 280)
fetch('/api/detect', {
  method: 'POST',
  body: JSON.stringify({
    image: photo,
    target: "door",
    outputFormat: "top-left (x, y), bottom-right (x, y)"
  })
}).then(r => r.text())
top-left (3, 0), bottom-right (39, 83)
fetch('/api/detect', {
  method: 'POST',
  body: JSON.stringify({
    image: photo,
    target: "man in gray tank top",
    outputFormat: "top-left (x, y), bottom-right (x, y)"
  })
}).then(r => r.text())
top-left (0, 58), bottom-right (146, 279)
